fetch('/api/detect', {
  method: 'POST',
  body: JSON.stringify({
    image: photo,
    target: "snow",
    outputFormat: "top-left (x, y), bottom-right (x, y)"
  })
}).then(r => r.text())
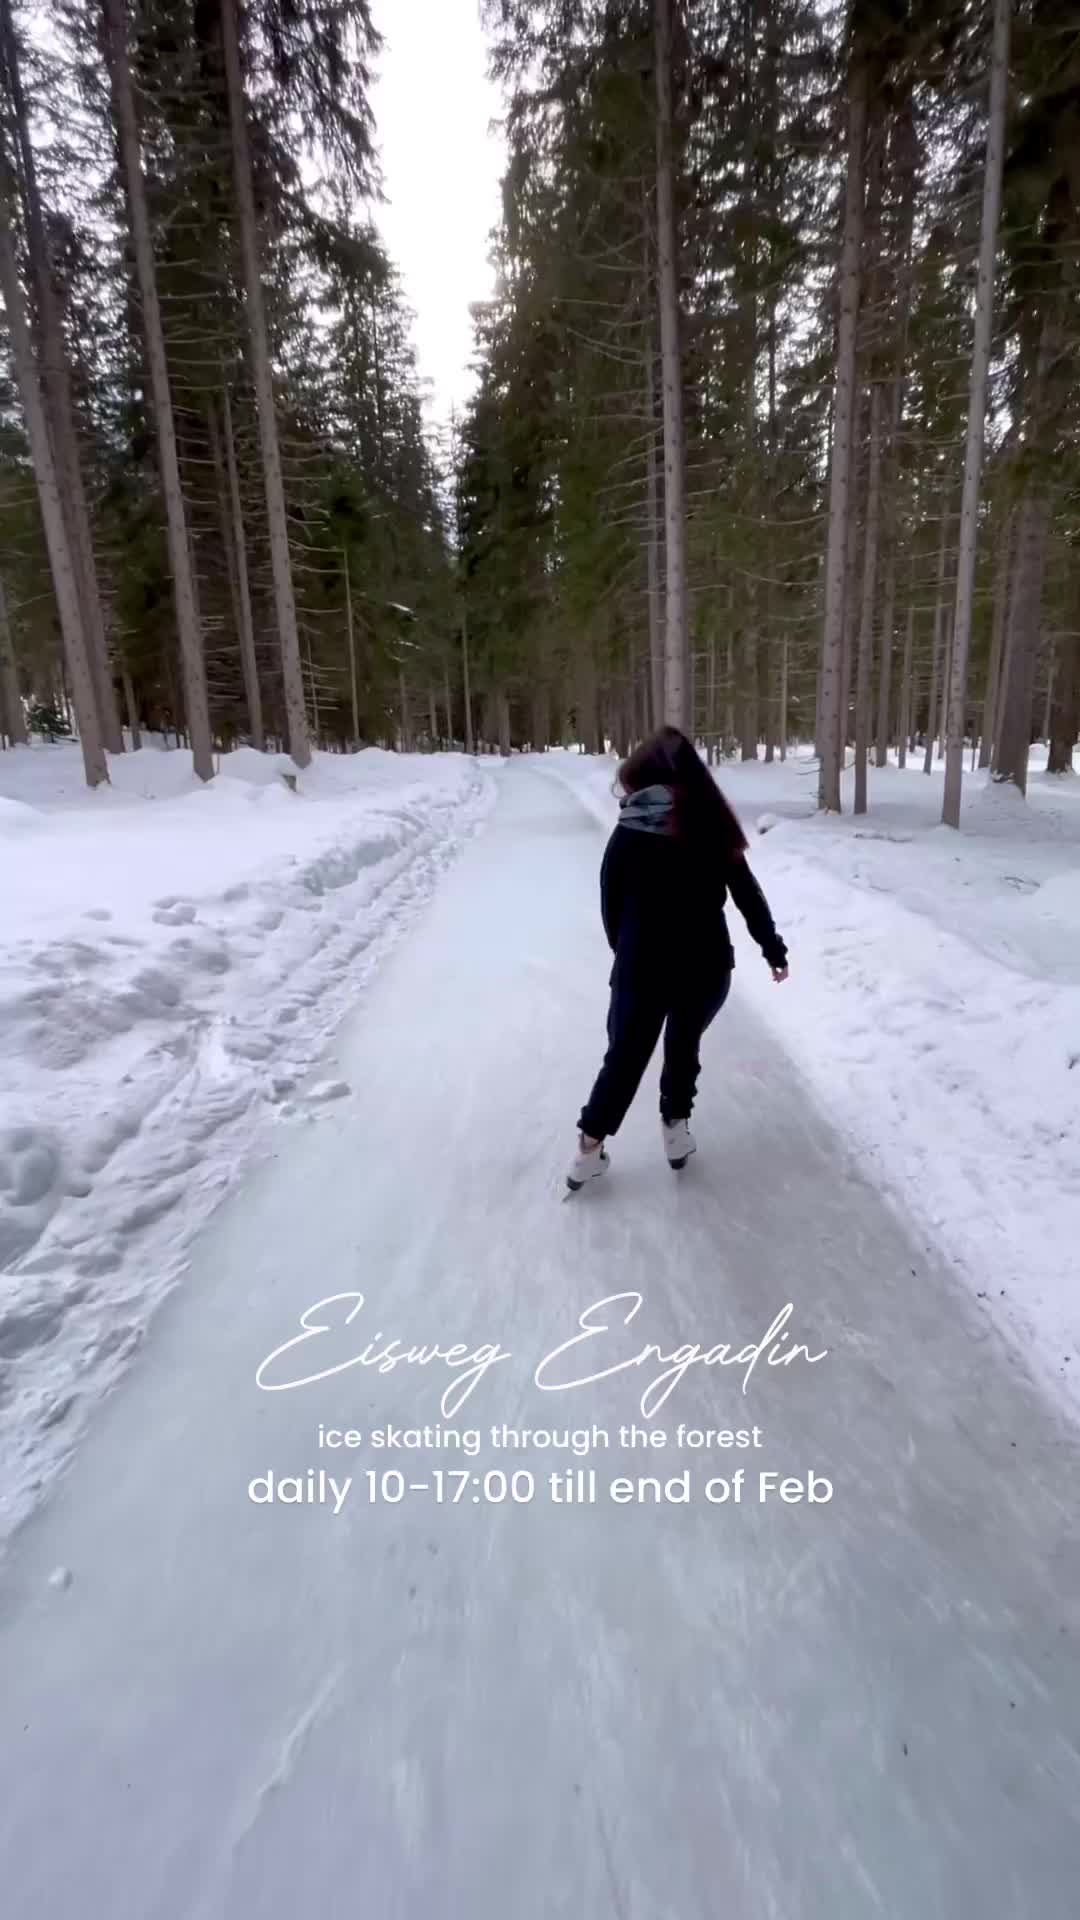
top-left (0, 739), bottom-right (493, 1548)
top-left (545, 743), bottom-right (1080, 1416)
top-left (2, 763), bottom-right (1079, 1918)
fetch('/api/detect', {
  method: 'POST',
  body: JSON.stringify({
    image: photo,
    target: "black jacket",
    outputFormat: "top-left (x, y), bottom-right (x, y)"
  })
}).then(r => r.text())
top-left (600, 823), bottom-right (788, 979)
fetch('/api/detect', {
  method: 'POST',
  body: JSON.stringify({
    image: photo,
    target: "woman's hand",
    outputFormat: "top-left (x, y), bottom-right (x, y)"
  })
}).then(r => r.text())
top-left (771, 964), bottom-right (789, 983)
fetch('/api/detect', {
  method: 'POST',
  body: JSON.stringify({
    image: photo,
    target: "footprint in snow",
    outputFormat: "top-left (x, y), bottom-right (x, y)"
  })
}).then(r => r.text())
top-left (308, 1079), bottom-right (351, 1105)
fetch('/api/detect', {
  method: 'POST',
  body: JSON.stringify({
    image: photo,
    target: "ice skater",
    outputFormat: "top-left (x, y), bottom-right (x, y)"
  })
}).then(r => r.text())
top-left (567, 726), bottom-right (789, 1191)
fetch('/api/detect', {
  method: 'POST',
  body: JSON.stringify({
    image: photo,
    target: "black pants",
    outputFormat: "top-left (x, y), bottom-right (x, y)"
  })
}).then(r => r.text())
top-left (578, 967), bottom-right (732, 1140)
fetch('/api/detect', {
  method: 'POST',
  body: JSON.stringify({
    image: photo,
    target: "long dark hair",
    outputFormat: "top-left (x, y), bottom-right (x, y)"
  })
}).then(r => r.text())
top-left (617, 726), bottom-right (748, 858)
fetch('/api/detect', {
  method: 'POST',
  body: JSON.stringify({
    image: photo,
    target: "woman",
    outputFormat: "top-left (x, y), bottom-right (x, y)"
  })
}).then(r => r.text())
top-left (567, 726), bottom-right (789, 1191)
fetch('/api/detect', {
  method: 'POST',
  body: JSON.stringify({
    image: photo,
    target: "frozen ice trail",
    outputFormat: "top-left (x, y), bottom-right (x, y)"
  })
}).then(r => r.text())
top-left (1, 764), bottom-right (1079, 1919)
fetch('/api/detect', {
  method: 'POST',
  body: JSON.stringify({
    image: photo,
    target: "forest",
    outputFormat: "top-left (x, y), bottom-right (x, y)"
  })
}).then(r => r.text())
top-left (1, 0), bottom-right (1078, 820)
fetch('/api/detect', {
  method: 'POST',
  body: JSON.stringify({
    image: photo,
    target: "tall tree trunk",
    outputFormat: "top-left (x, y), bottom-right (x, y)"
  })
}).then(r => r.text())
top-left (942, 0), bottom-right (1010, 826)
top-left (875, 96), bottom-right (917, 771)
top-left (854, 378), bottom-right (884, 814)
top-left (939, 613), bottom-right (953, 761)
top-left (654, 0), bottom-right (688, 728)
top-left (994, 490), bottom-right (1050, 793)
top-left (0, 0), bottom-right (123, 755)
top-left (993, 293), bottom-right (1063, 794)
top-left (740, 598), bottom-right (758, 760)
top-left (344, 550), bottom-right (359, 745)
top-left (840, 462), bottom-right (864, 758)
top-left (979, 511), bottom-right (1012, 767)
top-left (461, 591), bottom-right (474, 753)
top-left (645, 394), bottom-right (663, 729)
top-left (779, 636), bottom-right (789, 761)
top-left (532, 678), bottom-right (551, 753)
top-left (307, 637), bottom-right (320, 744)
top-left (104, 0), bottom-right (213, 783)
top-left (642, 185), bottom-right (663, 731)
top-left (923, 498), bottom-right (950, 773)
top-left (817, 43), bottom-right (868, 810)
top-left (1047, 628), bottom-right (1078, 773)
top-left (0, 177), bottom-right (106, 783)
top-left (874, 555), bottom-right (897, 769)
top-left (122, 668), bottom-right (141, 750)
top-left (897, 603), bottom-right (915, 770)
top-left (221, 0), bottom-right (310, 768)
top-left (1042, 639), bottom-right (1055, 742)
top-left (0, 572), bottom-right (27, 743)
top-left (220, 384), bottom-right (264, 748)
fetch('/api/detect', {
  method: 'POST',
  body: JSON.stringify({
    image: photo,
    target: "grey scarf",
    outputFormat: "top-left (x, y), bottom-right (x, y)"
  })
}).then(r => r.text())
top-left (619, 783), bottom-right (674, 834)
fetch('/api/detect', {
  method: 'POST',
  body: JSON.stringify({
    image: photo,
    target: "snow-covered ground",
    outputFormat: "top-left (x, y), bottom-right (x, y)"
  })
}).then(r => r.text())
top-left (547, 744), bottom-right (1080, 1416)
top-left (3, 762), bottom-right (1079, 1919)
top-left (0, 739), bottom-right (493, 1547)
top-left (3, 732), bottom-right (1077, 1559)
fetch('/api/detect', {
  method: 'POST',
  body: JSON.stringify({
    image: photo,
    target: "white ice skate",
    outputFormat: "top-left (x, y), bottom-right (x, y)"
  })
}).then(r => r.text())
top-left (565, 1139), bottom-right (610, 1193)
top-left (661, 1118), bottom-right (696, 1171)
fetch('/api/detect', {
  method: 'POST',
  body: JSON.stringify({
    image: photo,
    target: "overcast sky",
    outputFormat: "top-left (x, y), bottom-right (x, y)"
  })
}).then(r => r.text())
top-left (368, 0), bottom-right (505, 431)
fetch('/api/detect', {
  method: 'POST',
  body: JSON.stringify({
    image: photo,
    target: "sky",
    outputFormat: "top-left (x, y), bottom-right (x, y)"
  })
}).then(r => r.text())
top-left (367, 0), bottom-right (506, 432)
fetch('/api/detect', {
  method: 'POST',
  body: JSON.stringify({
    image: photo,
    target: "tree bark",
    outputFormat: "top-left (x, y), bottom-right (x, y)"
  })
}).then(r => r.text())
top-left (874, 553), bottom-right (897, 768)
top-left (854, 377), bottom-right (884, 813)
top-left (0, 0), bottom-right (123, 755)
top-left (645, 391), bottom-right (663, 729)
top-left (220, 384), bottom-right (264, 748)
top-left (942, 0), bottom-right (1011, 825)
top-left (840, 456), bottom-right (864, 759)
top-left (817, 43), bottom-right (868, 810)
top-left (993, 293), bottom-right (1063, 794)
top-left (461, 591), bottom-right (474, 753)
top-left (104, 0), bottom-right (213, 782)
top-left (221, 0), bottom-right (310, 767)
top-left (779, 635), bottom-right (789, 760)
top-left (923, 498), bottom-right (950, 773)
top-left (641, 182), bottom-right (663, 732)
top-left (0, 171), bottom-right (107, 783)
top-left (994, 489), bottom-right (1050, 794)
top-left (122, 668), bottom-right (141, 750)
top-left (531, 678), bottom-right (551, 753)
top-left (740, 597), bottom-right (758, 760)
top-left (0, 572), bottom-right (27, 743)
top-left (978, 511), bottom-right (1012, 767)
top-left (875, 98), bottom-right (917, 771)
top-left (1047, 628), bottom-right (1078, 773)
top-left (654, 0), bottom-right (689, 728)
top-left (897, 603), bottom-right (915, 770)
top-left (345, 550), bottom-right (359, 745)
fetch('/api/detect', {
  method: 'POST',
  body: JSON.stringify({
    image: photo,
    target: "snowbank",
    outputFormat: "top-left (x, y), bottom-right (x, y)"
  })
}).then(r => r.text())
top-left (0, 741), bottom-right (493, 1547)
top-left (543, 745), bottom-right (1080, 1416)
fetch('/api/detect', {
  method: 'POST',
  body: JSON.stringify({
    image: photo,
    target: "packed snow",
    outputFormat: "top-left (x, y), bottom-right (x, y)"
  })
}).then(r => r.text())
top-left (3, 732), bottom-right (1077, 1558)
top-left (548, 744), bottom-right (1080, 1415)
top-left (2, 763), bottom-right (1079, 1920)
top-left (0, 740), bottom-right (493, 1546)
